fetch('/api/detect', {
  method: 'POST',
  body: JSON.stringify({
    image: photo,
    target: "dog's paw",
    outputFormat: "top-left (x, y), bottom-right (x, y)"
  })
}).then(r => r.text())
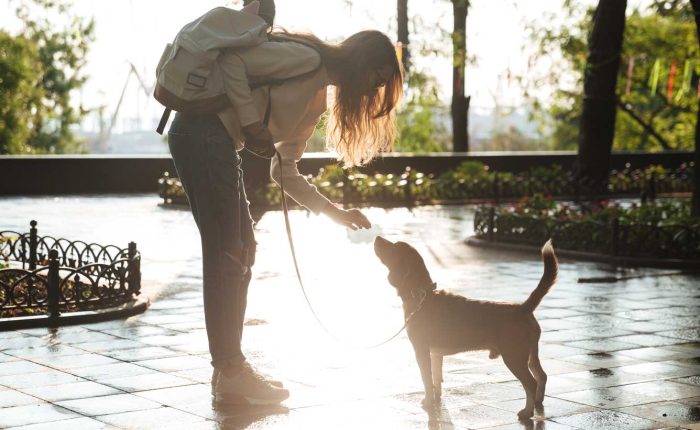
top-left (517, 408), bottom-right (534, 420)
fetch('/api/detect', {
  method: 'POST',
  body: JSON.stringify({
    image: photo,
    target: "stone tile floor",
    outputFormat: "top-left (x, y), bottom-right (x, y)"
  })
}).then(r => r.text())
top-left (1, 195), bottom-right (699, 429)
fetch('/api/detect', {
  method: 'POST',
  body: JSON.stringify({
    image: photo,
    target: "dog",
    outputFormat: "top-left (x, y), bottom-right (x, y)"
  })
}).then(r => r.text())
top-left (374, 236), bottom-right (558, 420)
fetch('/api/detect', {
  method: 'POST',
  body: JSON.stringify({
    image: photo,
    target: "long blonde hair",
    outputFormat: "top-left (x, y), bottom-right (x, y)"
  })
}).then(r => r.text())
top-left (272, 30), bottom-right (403, 167)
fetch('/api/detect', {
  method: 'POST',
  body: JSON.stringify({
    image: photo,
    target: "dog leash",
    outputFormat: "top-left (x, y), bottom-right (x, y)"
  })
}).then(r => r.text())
top-left (273, 150), bottom-right (427, 349)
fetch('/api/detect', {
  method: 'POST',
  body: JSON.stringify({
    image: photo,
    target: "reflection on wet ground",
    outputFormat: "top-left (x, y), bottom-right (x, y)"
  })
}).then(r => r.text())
top-left (0, 195), bottom-right (699, 429)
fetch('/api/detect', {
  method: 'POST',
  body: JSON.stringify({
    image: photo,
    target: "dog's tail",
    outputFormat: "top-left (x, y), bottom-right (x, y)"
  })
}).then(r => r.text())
top-left (521, 239), bottom-right (558, 313)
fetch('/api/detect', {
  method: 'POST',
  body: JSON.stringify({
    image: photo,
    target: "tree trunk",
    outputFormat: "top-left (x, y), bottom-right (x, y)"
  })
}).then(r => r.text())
top-left (573, 0), bottom-right (627, 191)
top-left (397, 0), bottom-right (410, 74)
top-left (691, 0), bottom-right (700, 217)
top-left (451, 0), bottom-right (469, 152)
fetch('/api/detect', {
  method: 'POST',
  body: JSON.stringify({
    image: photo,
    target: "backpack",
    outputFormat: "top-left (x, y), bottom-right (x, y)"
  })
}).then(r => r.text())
top-left (153, 3), bottom-right (271, 134)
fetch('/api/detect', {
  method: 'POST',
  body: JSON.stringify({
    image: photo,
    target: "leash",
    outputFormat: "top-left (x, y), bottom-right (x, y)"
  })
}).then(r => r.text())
top-left (273, 150), bottom-right (426, 349)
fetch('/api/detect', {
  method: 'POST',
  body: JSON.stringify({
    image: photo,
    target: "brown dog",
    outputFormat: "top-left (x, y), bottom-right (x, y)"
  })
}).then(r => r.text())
top-left (374, 236), bottom-right (558, 419)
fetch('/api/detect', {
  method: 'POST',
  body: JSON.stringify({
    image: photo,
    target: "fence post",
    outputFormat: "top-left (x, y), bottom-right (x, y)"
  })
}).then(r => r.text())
top-left (488, 206), bottom-right (495, 242)
top-left (342, 170), bottom-right (350, 207)
top-left (29, 220), bottom-right (38, 270)
top-left (127, 242), bottom-right (141, 295)
top-left (47, 249), bottom-right (60, 322)
top-left (649, 171), bottom-right (657, 202)
top-left (403, 166), bottom-right (413, 208)
top-left (611, 217), bottom-right (619, 256)
top-left (159, 172), bottom-right (169, 204)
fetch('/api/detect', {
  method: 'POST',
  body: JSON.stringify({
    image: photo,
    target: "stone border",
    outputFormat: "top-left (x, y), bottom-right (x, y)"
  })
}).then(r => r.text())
top-left (0, 296), bottom-right (149, 331)
top-left (465, 236), bottom-right (700, 269)
top-left (1, 150), bottom-right (692, 195)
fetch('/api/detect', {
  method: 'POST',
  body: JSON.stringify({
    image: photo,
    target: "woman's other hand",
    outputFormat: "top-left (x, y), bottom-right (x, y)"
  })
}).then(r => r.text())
top-left (323, 203), bottom-right (371, 230)
top-left (243, 121), bottom-right (276, 158)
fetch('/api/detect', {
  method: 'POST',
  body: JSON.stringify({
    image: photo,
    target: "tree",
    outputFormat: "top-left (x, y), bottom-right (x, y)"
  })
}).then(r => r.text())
top-left (523, 1), bottom-right (698, 154)
top-left (690, 0), bottom-right (700, 216)
top-left (574, 0), bottom-right (627, 189)
top-left (395, 71), bottom-right (450, 152)
top-left (0, 31), bottom-right (44, 154)
top-left (9, 0), bottom-right (95, 154)
top-left (451, 0), bottom-right (470, 152)
top-left (397, 0), bottom-right (410, 74)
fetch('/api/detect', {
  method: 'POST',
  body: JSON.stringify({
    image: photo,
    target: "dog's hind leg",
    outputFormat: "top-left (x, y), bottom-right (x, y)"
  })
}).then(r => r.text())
top-left (501, 349), bottom-right (538, 420)
top-left (528, 344), bottom-right (547, 406)
top-left (430, 353), bottom-right (443, 402)
top-left (414, 346), bottom-right (436, 409)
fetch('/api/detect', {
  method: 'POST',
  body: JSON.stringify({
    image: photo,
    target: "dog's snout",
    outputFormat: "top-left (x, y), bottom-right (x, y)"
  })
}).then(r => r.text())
top-left (374, 236), bottom-right (392, 256)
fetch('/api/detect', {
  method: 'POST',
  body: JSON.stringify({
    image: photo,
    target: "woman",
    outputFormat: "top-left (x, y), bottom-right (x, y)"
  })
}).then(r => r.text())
top-left (167, 28), bottom-right (403, 405)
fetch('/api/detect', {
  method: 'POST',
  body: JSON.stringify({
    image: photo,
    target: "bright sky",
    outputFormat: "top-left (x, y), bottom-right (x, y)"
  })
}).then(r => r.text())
top-left (1, 0), bottom-right (651, 131)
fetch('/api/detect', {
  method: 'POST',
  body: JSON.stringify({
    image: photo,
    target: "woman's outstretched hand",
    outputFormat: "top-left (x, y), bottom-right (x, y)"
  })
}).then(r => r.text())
top-left (323, 203), bottom-right (371, 230)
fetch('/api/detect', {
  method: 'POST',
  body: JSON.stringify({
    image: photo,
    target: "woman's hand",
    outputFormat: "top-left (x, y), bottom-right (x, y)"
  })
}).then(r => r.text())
top-left (323, 203), bottom-right (371, 230)
top-left (243, 121), bottom-right (276, 158)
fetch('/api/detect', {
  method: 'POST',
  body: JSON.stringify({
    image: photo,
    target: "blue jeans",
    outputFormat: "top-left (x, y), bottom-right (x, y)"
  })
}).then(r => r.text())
top-left (168, 113), bottom-right (255, 369)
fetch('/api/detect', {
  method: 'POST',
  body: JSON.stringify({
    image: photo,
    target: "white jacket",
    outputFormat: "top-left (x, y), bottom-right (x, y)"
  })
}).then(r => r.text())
top-left (217, 40), bottom-right (332, 215)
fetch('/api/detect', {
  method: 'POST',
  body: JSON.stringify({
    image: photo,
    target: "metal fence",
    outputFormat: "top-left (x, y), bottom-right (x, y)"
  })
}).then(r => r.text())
top-left (159, 162), bottom-right (694, 211)
top-left (0, 221), bottom-right (142, 325)
top-left (473, 207), bottom-right (700, 261)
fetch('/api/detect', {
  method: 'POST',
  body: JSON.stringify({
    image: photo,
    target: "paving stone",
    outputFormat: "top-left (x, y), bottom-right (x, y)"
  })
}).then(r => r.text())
top-left (486, 396), bottom-right (597, 419)
top-left (614, 334), bottom-right (687, 348)
top-left (56, 393), bottom-right (162, 416)
top-left (0, 360), bottom-right (54, 376)
top-left (562, 339), bottom-right (640, 353)
top-left (99, 372), bottom-right (194, 392)
top-left (0, 388), bottom-right (42, 408)
top-left (96, 325), bottom-right (182, 339)
top-left (0, 370), bottom-right (85, 390)
top-left (133, 355), bottom-right (211, 372)
top-left (130, 383), bottom-right (211, 406)
top-left (20, 381), bottom-right (120, 402)
top-left (552, 409), bottom-right (661, 430)
top-left (617, 400), bottom-right (700, 428)
top-left (4, 416), bottom-right (115, 430)
top-left (66, 362), bottom-right (154, 381)
top-left (76, 339), bottom-right (149, 353)
top-left (93, 406), bottom-right (207, 429)
top-left (28, 353), bottom-right (120, 370)
top-left (673, 375), bottom-right (700, 386)
top-left (0, 403), bottom-right (82, 428)
top-left (2, 345), bottom-right (87, 359)
top-left (482, 421), bottom-right (577, 430)
top-left (555, 380), bottom-right (700, 409)
top-left (99, 346), bottom-right (182, 362)
top-left (564, 351), bottom-right (642, 368)
top-left (447, 403), bottom-right (522, 429)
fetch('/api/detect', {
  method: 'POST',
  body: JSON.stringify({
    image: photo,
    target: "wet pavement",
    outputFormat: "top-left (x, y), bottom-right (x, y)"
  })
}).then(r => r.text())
top-left (1, 195), bottom-right (699, 429)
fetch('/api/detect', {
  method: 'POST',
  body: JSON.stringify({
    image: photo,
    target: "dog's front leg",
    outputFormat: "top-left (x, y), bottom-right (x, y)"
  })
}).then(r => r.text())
top-left (430, 353), bottom-right (443, 402)
top-left (414, 346), bottom-right (436, 409)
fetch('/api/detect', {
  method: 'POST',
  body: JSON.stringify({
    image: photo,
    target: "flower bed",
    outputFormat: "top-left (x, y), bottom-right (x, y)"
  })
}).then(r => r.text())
top-left (159, 161), bottom-right (694, 210)
top-left (0, 221), bottom-right (146, 328)
top-left (473, 195), bottom-right (700, 261)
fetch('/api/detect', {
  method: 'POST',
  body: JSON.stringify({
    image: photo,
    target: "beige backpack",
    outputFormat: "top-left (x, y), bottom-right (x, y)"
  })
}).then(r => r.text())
top-left (153, 3), bottom-right (270, 134)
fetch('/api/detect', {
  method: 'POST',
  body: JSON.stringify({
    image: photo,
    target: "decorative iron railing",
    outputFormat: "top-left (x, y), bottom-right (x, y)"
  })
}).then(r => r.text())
top-left (473, 207), bottom-right (700, 261)
top-left (0, 221), bottom-right (142, 322)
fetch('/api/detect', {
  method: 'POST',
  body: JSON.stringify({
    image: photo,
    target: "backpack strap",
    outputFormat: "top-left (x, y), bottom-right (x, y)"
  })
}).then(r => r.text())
top-left (156, 108), bottom-right (172, 135)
